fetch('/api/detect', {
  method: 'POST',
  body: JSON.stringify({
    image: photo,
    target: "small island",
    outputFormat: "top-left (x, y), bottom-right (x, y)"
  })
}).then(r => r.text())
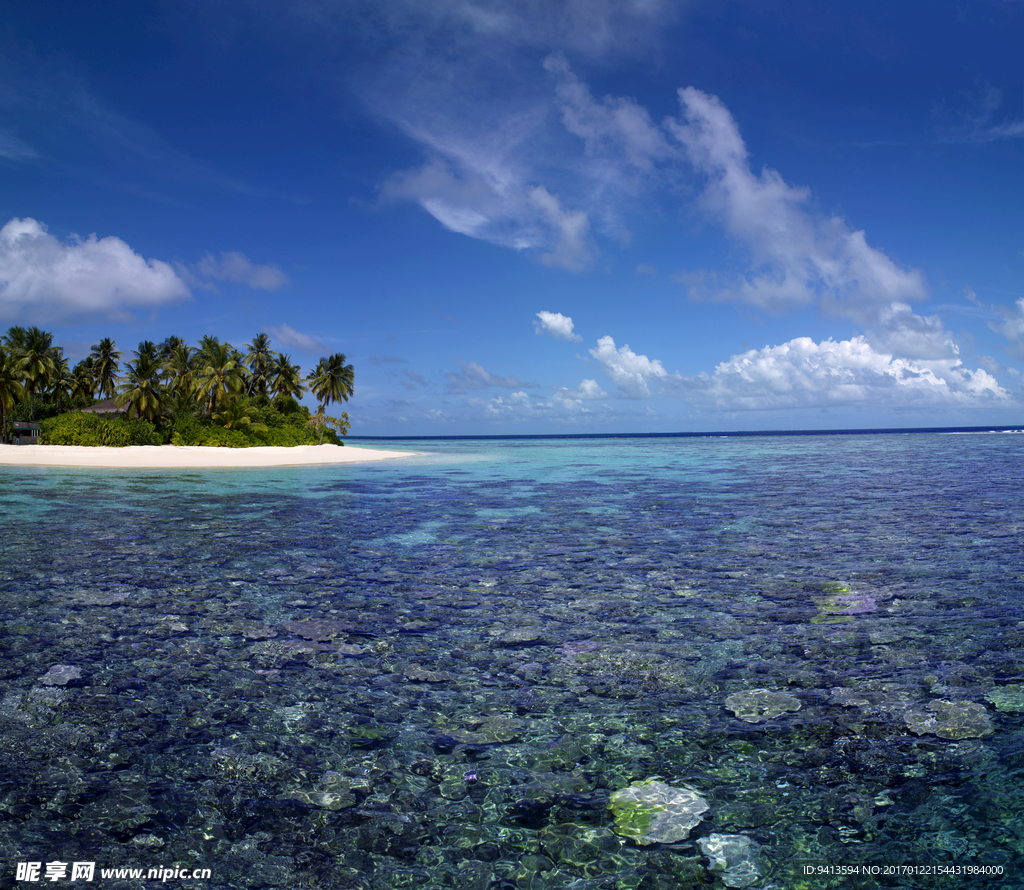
top-left (1, 326), bottom-right (357, 449)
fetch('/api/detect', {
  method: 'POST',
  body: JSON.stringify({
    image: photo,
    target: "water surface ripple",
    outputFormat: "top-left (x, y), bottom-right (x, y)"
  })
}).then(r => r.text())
top-left (1, 434), bottom-right (1022, 888)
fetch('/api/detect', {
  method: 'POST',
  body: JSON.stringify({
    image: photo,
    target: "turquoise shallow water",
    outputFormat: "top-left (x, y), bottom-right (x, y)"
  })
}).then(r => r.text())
top-left (1, 433), bottom-right (1023, 889)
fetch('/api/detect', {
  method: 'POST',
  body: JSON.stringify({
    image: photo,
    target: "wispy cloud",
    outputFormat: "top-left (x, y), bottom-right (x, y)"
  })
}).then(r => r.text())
top-left (359, 1), bottom-right (677, 271)
top-left (0, 129), bottom-right (37, 162)
top-left (985, 297), bottom-right (1024, 359)
top-left (667, 88), bottom-right (928, 322)
top-left (0, 217), bottom-right (189, 324)
top-left (444, 359), bottom-right (539, 392)
top-left (371, 26), bottom-right (948, 366)
top-left (195, 252), bottom-right (289, 290)
top-left (401, 368), bottom-right (429, 390)
top-left (264, 323), bottom-right (326, 353)
top-left (941, 78), bottom-right (1024, 143)
top-left (0, 41), bottom-right (263, 200)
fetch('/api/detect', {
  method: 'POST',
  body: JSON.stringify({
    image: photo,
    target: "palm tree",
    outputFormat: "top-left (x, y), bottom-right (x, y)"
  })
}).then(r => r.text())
top-left (90, 338), bottom-right (121, 399)
top-left (71, 358), bottom-right (97, 403)
top-left (244, 333), bottom-right (275, 397)
top-left (117, 352), bottom-right (166, 424)
top-left (212, 398), bottom-right (268, 432)
top-left (269, 353), bottom-right (306, 401)
top-left (15, 327), bottom-right (57, 419)
top-left (136, 340), bottom-right (160, 362)
top-left (158, 336), bottom-right (187, 359)
top-left (0, 346), bottom-right (25, 443)
top-left (2, 326), bottom-right (28, 351)
top-left (307, 352), bottom-right (354, 412)
top-left (195, 339), bottom-right (244, 414)
top-left (48, 353), bottom-right (74, 413)
top-left (163, 342), bottom-right (196, 404)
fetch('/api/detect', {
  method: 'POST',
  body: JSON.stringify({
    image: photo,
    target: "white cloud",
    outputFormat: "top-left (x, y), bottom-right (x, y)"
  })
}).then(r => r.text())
top-left (0, 217), bottom-right (189, 324)
top-left (686, 336), bottom-right (1010, 410)
top-left (475, 386), bottom-right (606, 421)
top-left (264, 323), bottom-right (325, 353)
top-left (867, 302), bottom-right (957, 360)
top-left (589, 334), bottom-right (674, 398)
top-left (196, 251), bottom-right (289, 290)
top-left (362, 24), bottom-right (973, 370)
top-left (382, 158), bottom-right (596, 272)
top-left (528, 185), bottom-right (594, 271)
top-left (535, 310), bottom-right (582, 341)
top-left (564, 378), bottom-right (608, 399)
top-left (480, 390), bottom-right (534, 417)
top-left (361, 0), bottom-right (676, 271)
top-left (666, 88), bottom-right (928, 322)
top-left (545, 52), bottom-right (672, 175)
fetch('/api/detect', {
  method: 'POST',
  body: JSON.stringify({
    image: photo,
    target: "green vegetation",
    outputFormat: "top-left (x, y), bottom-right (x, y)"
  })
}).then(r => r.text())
top-left (1, 327), bottom-right (353, 447)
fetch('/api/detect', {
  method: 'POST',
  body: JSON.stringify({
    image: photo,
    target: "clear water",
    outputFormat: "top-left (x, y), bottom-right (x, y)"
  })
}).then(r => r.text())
top-left (1, 433), bottom-right (1023, 889)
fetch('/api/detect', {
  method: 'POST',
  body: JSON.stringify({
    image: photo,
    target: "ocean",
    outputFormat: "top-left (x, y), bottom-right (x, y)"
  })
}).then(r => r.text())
top-left (1, 430), bottom-right (1022, 889)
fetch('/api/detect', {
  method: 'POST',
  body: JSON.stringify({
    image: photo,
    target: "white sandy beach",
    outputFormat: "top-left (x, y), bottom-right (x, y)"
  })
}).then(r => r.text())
top-left (0, 443), bottom-right (417, 469)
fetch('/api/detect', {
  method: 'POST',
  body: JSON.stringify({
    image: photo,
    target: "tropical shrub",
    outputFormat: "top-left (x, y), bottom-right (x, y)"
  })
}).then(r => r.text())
top-left (169, 412), bottom-right (205, 446)
top-left (41, 412), bottom-right (104, 446)
top-left (100, 417), bottom-right (162, 447)
top-left (195, 426), bottom-right (249, 447)
top-left (41, 413), bottom-right (161, 446)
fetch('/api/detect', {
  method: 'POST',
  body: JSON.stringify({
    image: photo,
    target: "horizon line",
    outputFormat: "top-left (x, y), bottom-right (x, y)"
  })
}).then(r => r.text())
top-left (349, 424), bottom-right (1024, 441)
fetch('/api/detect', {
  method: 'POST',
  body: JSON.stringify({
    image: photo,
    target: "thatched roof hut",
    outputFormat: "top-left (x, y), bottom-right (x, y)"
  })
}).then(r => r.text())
top-left (80, 397), bottom-right (125, 417)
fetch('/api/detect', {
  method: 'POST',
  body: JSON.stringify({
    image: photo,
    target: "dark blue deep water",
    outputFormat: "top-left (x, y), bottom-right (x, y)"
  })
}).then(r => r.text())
top-left (1, 432), bottom-right (1023, 889)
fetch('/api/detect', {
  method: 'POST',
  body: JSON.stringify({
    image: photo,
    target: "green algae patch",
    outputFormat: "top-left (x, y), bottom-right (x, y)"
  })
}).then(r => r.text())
top-left (903, 699), bottom-right (994, 739)
top-left (725, 688), bottom-right (801, 723)
top-left (986, 684), bottom-right (1024, 713)
top-left (608, 780), bottom-right (710, 845)
top-left (811, 581), bottom-right (879, 624)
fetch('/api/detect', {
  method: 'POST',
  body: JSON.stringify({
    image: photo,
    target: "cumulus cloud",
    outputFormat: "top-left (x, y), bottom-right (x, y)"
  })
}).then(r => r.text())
top-left (445, 360), bottom-right (538, 393)
top-left (195, 251), bottom-right (289, 290)
top-left (475, 387), bottom-right (607, 421)
top-left (0, 217), bottom-right (189, 324)
top-left (264, 323), bottom-right (325, 353)
top-left (480, 390), bottom-right (534, 417)
top-left (589, 334), bottom-right (675, 398)
top-left (535, 310), bottom-right (582, 341)
top-left (868, 302), bottom-right (957, 360)
top-left (563, 378), bottom-right (608, 399)
top-left (686, 336), bottom-right (1009, 410)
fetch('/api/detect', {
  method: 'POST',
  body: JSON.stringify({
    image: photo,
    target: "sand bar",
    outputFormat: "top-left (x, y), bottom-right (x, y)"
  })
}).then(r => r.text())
top-left (0, 443), bottom-right (417, 469)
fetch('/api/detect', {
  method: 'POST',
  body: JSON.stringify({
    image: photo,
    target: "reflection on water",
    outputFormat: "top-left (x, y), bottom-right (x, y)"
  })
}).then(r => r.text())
top-left (1, 434), bottom-right (1022, 888)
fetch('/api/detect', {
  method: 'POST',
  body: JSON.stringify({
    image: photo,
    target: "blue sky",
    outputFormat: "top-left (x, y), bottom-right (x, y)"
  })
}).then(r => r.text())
top-left (2, 0), bottom-right (1023, 434)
